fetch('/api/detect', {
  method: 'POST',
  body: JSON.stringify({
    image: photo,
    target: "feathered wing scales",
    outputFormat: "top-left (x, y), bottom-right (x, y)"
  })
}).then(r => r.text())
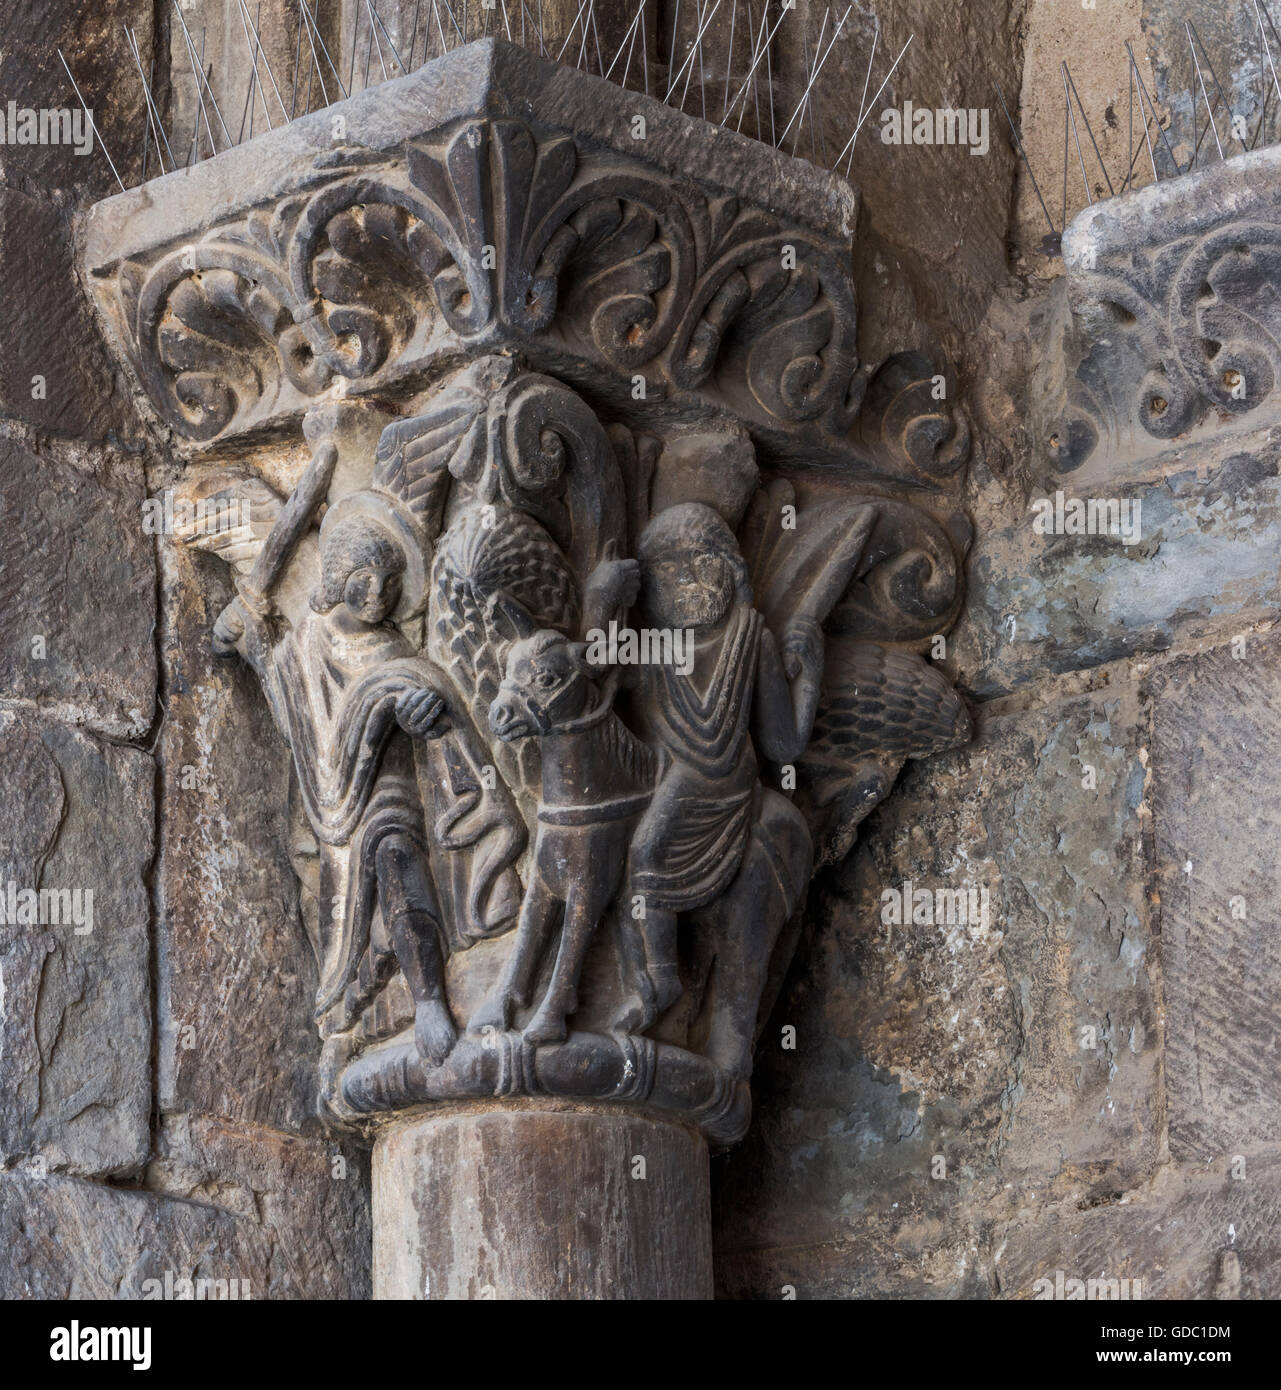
top-left (428, 504), bottom-right (580, 819)
top-left (812, 639), bottom-right (972, 760)
top-left (801, 639), bottom-right (971, 863)
top-left (172, 475), bottom-right (283, 573)
top-left (173, 472), bottom-right (326, 635)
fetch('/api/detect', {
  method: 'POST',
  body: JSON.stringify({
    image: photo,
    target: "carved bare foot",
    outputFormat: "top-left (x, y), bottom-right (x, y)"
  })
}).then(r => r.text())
top-left (414, 1000), bottom-right (457, 1067)
top-left (612, 988), bottom-right (655, 1035)
top-left (649, 964), bottom-right (682, 1015)
top-left (522, 1002), bottom-right (570, 1045)
top-left (613, 964), bottom-right (681, 1034)
top-left (467, 988), bottom-right (514, 1036)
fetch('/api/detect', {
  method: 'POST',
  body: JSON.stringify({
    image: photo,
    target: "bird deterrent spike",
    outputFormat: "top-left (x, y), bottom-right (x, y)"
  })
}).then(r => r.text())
top-left (995, 81), bottom-right (1055, 237)
top-left (834, 33), bottom-right (913, 169)
top-left (58, 48), bottom-right (126, 192)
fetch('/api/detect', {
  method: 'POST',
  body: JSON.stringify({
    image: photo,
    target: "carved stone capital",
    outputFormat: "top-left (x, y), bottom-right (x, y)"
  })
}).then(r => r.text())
top-left (1033, 145), bottom-right (1281, 479)
top-left (80, 39), bottom-right (972, 1159)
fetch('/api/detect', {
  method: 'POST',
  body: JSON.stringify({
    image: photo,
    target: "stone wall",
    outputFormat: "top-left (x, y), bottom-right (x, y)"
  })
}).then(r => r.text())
top-left (715, 0), bottom-right (1281, 1296)
top-left (0, 0), bottom-right (369, 1300)
top-left (2, 0), bottom-right (1278, 1301)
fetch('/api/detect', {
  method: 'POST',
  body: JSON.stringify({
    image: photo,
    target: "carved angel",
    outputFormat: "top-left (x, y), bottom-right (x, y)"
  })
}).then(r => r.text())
top-left (180, 441), bottom-right (525, 1087)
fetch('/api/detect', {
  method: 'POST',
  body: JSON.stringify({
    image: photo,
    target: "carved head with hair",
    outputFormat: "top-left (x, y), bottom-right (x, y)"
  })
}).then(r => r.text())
top-left (638, 503), bottom-right (751, 631)
top-left (310, 514), bottom-right (407, 625)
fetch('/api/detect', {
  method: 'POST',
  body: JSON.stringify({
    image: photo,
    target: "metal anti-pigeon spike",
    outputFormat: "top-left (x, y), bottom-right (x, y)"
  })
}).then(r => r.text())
top-left (744, 0), bottom-right (761, 135)
top-left (577, 0), bottom-right (594, 72)
top-left (302, 0), bottom-right (335, 104)
top-left (780, 4), bottom-right (852, 151)
top-left (409, 0), bottom-right (424, 69)
top-left (604, 0), bottom-right (645, 83)
top-left (1064, 62), bottom-right (1113, 196)
top-left (172, 0), bottom-right (229, 149)
top-left (722, 0), bottom-right (738, 122)
top-left (723, 0), bottom-right (791, 126)
top-left (640, 3), bottom-right (649, 95)
top-left (238, 0), bottom-right (289, 125)
top-left (174, 5), bottom-right (218, 157)
top-left (995, 81), bottom-right (1055, 237)
top-left (369, 0), bottom-right (408, 77)
top-left (290, 1), bottom-right (305, 117)
top-left (590, 2), bottom-right (604, 77)
top-left (846, 15), bottom-right (880, 167)
top-left (735, 0), bottom-right (769, 131)
top-left (1188, 20), bottom-right (1242, 154)
top-left (126, 23), bottom-right (176, 172)
top-left (1126, 42), bottom-right (1160, 185)
top-left (678, 0), bottom-right (706, 110)
top-left (57, 47), bottom-right (125, 192)
top-left (668, 0), bottom-right (724, 104)
top-left (557, 0), bottom-right (591, 63)
top-left (365, 0), bottom-right (390, 81)
top-left (1187, 21), bottom-right (1223, 162)
top-left (1062, 63), bottom-right (1091, 204)
top-left (1125, 39), bottom-right (1180, 177)
top-left (183, 26), bottom-right (209, 164)
top-left (835, 33), bottom-right (913, 169)
top-left (1256, 0), bottom-right (1281, 112)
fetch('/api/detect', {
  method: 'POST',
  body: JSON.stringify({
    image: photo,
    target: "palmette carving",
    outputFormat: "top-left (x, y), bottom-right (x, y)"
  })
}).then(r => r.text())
top-left (99, 116), bottom-right (871, 463)
top-left (181, 357), bottom-right (969, 1144)
top-left (1036, 146), bottom-right (1281, 475)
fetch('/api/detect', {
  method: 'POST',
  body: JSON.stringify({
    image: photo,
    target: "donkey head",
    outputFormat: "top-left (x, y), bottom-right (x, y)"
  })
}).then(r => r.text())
top-left (489, 630), bottom-right (595, 741)
top-left (485, 591), bottom-right (595, 742)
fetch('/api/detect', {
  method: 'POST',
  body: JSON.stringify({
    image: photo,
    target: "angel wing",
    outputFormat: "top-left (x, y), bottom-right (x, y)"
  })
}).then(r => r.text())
top-left (172, 475), bottom-right (283, 573)
top-left (739, 479), bottom-right (878, 638)
top-left (800, 638), bottom-right (971, 863)
top-left (175, 456), bottom-right (335, 638)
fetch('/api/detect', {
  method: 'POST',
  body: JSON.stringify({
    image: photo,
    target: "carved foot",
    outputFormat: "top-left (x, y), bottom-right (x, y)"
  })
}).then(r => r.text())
top-left (467, 988), bottom-right (515, 1036)
top-left (522, 1002), bottom-right (570, 1046)
top-left (613, 964), bottom-right (681, 1034)
top-left (649, 964), bottom-right (682, 1015)
top-left (414, 1000), bottom-right (458, 1067)
top-left (211, 601), bottom-right (246, 657)
top-left (612, 989), bottom-right (654, 1035)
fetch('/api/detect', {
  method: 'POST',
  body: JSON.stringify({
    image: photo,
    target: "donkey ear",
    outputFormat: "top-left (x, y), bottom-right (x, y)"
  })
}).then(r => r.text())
top-left (485, 590), bottom-right (539, 641)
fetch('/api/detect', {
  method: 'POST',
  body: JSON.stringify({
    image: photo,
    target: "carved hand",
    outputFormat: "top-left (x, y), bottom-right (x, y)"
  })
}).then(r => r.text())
top-left (212, 600), bottom-right (247, 657)
top-left (585, 555), bottom-right (640, 619)
top-left (395, 686), bottom-right (446, 739)
top-left (781, 615), bottom-right (824, 682)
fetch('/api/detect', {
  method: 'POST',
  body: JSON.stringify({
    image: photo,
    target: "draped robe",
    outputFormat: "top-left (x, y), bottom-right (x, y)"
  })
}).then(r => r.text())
top-left (630, 604), bottom-right (764, 913)
top-left (258, 611), bottom-right (522, 1025)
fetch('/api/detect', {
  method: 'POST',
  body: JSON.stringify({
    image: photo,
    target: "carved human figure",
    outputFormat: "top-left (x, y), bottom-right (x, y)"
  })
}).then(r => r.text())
top-left (221, 510), bottom-right (460, 1066)
top-left (623, 503), bottom-right (821, 1076)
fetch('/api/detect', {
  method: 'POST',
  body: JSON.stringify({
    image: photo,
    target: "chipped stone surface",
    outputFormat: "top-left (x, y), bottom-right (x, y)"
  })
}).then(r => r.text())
top-left (0, 1157), bottom-right (367, 1299)
top-left (0, 708), bottom-right (152, 1178)
top-left (0, 1169), bottom-right (268, 1300)
top-left (715, 681), bottom-right (1160, 1287)
top-left (146, 1112), bottom-right (371, 1298)
top-left (993, 1156), bottom-right (1281, 1301)
top-left (956, 427), bottom-right (1281, 700)
top-left (0, 193), bottom-right (141, 443)
top-left (156, 541), bottom-right (322, 1136)
top-left (0, 0), bottom-right (152, 197)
